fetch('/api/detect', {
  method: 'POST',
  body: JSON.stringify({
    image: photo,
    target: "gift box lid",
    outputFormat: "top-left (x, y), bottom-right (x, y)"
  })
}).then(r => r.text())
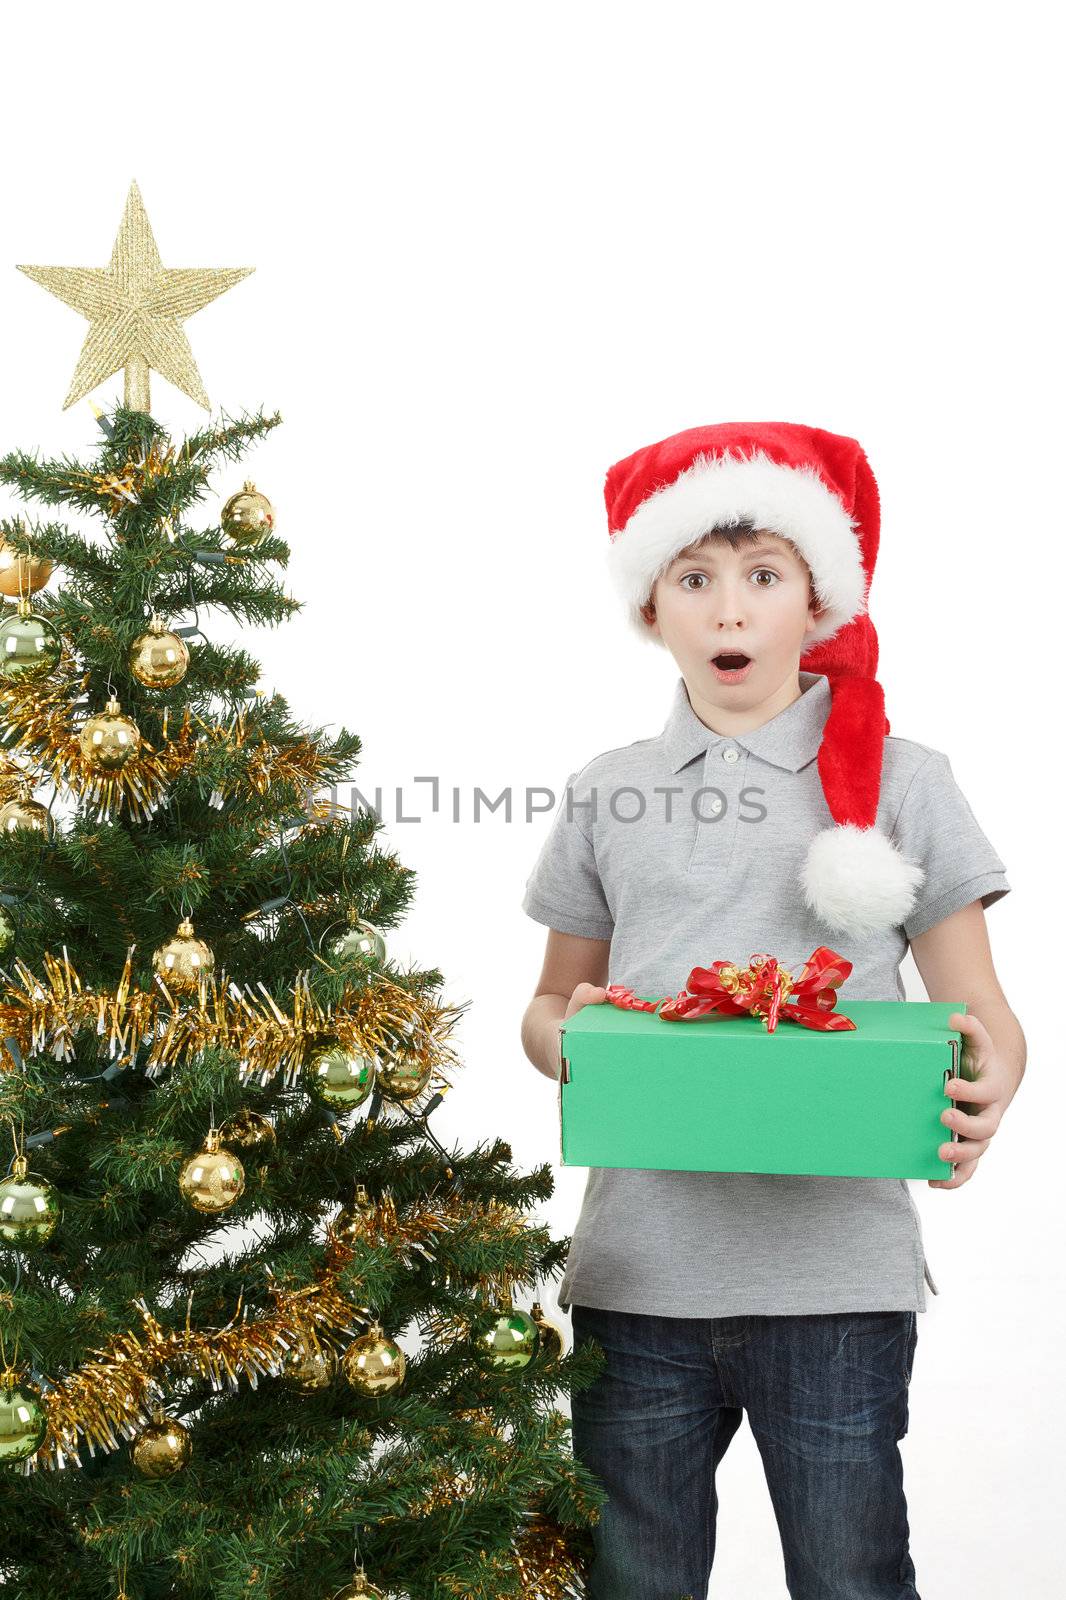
top-left (558, 998), bottom-right (965, 1180)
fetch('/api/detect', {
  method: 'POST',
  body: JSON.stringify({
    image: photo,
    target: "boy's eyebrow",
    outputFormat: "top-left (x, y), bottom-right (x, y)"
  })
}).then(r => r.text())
top-left (672, 542), bottom-right (787, 565)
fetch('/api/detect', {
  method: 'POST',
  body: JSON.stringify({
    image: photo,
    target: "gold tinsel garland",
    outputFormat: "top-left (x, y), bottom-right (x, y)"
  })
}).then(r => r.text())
top-left (36, 1239), bottom-right (369, 1471)
top-left (24, 1186), bottom-right (474, 1473)
top-left (0, 652), bottom-right (330, 821)
top-left (442, 1510), bottom-right (589, 1600)
top-left (69, 435), bottom-right (177, 514)
top-left (378, 1459), bottom-right (591, 1600)
top-left (21, 1187), bottom-right (547, 1476)
top-left (0, 653), bottom-right (189, 821)
top-left (23, 1194), bottom-right (583, 1586)
top-left (0, 945), bottom-right (462, 1086)
top-left (511, 1510), bottom-right (590, 1600)
top-left (337, 1189), bottom-right (458, 1272)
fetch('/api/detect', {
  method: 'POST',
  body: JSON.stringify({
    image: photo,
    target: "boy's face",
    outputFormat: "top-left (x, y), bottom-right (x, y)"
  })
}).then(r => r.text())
top-left (639, 529), bottom-right (823, 706)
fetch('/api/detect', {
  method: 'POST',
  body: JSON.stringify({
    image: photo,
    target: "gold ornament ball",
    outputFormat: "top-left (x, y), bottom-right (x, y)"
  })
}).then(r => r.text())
top-left (473, 1307), bottom-right (540, 1371)
top-left (0, 1374), bottom-right (47, 1463)
top-left (529, 1301), bottom-right (565, 1363)
top-left (0, 797), bottom-right (55, 841)
top-left (218, 1108), bottom-right (276, 1154)
top-left (0, 1155), bottom-right (61, 1244)
top-left (341, 1324), bottom-right (407, 1396)
top-left (131, 1414), bottom-right (192, 1478)
top-left (79, 696), bottom-right (141, 771)
top-left (283, 1334), bottom-right (338, 1392)
top-left (331, 1572), bottom-right (387, 1600)
top-left (328, 917), bottom-right (386, 964)
top-left (307, 1041), bottom-right (376, 1109)
top-left (330, 1183), bottom-right (376, 1246)
top-left (0, 904), bottom-right (15, 956)
top-left (374, 1050), bottom-right (431, 1103)
top-left (130, 613), bottom-right (190, 689)
top-left (0, 601), bottom-right (61, 678)
top-left (0, 541), bottom-right (53, 598)
top-left (153, 917), bottom-right (215, 994)
top-left (221, 481), bottom-right (275, 548)
top-left (178, 1129), bottom-right (245, 1214)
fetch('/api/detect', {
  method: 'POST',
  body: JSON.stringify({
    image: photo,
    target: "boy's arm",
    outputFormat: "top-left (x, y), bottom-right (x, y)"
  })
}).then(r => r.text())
top-left (521, 929), bottom-right (611, 1082)
top-left (910, 898), bottom-right (1026, 1189)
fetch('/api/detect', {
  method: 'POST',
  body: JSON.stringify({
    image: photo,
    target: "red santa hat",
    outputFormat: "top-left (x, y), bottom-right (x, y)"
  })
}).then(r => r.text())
top-left (603, 421), bottom-right (924, 938)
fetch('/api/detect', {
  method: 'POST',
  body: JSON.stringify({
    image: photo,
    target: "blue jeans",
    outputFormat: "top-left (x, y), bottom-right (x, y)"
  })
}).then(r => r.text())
top-left (570, 1302), bottom-right (920, 1600)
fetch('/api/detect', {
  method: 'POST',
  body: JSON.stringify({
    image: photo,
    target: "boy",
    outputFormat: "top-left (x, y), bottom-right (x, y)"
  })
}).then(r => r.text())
top-left (519, 422), bottom-right (1026, 1600)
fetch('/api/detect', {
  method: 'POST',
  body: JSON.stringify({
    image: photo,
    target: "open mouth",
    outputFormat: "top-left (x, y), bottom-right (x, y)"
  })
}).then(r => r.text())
top-left (710, 652), bottom-right (753, 681)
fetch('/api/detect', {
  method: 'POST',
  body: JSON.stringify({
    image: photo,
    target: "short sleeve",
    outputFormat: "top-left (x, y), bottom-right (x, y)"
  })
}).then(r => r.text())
top-left (521, 770), bottom-right (615, 940)
top-left (891, 751), bottom-right (1011, 941)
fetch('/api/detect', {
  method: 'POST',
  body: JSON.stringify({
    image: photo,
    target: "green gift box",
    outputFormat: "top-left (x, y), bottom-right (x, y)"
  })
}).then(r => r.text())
top-left (558, 999), bottom-right (966, 1180)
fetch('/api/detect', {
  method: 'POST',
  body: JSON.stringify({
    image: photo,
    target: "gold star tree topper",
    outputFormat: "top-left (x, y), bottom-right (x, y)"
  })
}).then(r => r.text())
top-left (17, 179), bottom-right (253, 413)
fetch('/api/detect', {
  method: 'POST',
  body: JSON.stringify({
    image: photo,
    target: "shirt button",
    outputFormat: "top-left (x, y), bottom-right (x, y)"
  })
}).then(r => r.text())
top-left (709, 797), bottom-right (722, 812)
top-left (722, 747), bottom-right (740, 763)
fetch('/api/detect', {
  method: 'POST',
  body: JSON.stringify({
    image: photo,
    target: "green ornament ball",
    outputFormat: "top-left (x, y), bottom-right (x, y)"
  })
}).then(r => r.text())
top-left (306, 1041), bottom-right (376, 1109)
top-left (0, 607), bottom-right (61, 678)
top-left (472, 1306), bottom-right (540, 1371)
top-left (328, 918), bottom-right (386, 964)
top-left (0, 1157), bottom-right (61, 1244)
top-left (0, 905), bottom-right (15, 957)
top-left (0, 1375), bottom-right (47, 1463)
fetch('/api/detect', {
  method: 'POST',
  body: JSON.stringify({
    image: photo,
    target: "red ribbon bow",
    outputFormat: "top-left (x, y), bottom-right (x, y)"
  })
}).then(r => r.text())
top-left (604, 946), bottom-right (856, 1034)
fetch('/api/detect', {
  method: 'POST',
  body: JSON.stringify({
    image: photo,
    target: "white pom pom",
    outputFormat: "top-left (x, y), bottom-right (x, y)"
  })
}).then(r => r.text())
top-left (800, 824), bottom-right (925, 937)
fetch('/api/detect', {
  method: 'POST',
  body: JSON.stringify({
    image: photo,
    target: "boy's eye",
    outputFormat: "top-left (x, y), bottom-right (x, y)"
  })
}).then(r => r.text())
top-left (680, 568), bottom-right (780, 590)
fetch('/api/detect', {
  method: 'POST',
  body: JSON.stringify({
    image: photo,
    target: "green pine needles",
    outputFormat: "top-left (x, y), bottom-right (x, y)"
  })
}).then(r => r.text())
top-left (0, 405), bottom-right (605, 1600)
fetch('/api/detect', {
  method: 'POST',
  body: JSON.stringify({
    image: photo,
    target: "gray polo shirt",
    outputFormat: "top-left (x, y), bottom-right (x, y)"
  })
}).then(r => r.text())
top-left (522, 670), bottom-right (1011, 1317)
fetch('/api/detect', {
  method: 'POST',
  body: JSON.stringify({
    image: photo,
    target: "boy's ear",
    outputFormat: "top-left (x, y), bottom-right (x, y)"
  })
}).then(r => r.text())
top-left (639, 598), bottom-right (659, 634)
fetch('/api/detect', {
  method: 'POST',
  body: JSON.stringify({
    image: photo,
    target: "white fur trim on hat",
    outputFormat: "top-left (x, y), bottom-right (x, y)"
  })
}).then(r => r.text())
top-left (800, 824), bottom-right (925, 937)
top-left (607, 448), bottom-right (868, 648)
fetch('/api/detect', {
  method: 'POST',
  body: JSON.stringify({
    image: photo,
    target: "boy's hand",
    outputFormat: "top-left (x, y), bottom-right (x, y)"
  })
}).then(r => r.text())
top-left (562, 983), bottom-right (608, 1023)
top-left (930, 1011), bottom-right (1009, 1190)
top-left (549, 986), bottom-right (608, 1080)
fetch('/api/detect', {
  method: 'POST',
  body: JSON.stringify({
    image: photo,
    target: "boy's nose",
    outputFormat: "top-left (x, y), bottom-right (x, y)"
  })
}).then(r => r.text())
top-left (713, 597), bottom-right (750, 628)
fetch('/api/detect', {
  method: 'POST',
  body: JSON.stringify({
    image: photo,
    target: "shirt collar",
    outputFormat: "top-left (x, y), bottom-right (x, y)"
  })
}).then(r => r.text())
top-left (660, 671), bottom-right (831, 774)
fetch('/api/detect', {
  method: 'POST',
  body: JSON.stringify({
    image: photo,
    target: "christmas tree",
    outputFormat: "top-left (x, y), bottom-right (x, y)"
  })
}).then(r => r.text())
top-left (0, 182), bottom-right (605, 1599)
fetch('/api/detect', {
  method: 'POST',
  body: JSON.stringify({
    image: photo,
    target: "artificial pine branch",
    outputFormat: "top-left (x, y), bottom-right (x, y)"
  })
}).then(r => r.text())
top-left (0, 401), bottom-right (599, 1600)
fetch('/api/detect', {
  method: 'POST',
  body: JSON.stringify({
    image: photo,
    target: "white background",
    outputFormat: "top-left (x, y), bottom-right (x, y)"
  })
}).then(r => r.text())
top-left (1, 3), bottom-right (1059, 1594)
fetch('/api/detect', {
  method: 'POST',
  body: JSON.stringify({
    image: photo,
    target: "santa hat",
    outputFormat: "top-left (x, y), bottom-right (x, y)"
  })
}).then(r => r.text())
top-left (603, 421), bottom-right (924, 938)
